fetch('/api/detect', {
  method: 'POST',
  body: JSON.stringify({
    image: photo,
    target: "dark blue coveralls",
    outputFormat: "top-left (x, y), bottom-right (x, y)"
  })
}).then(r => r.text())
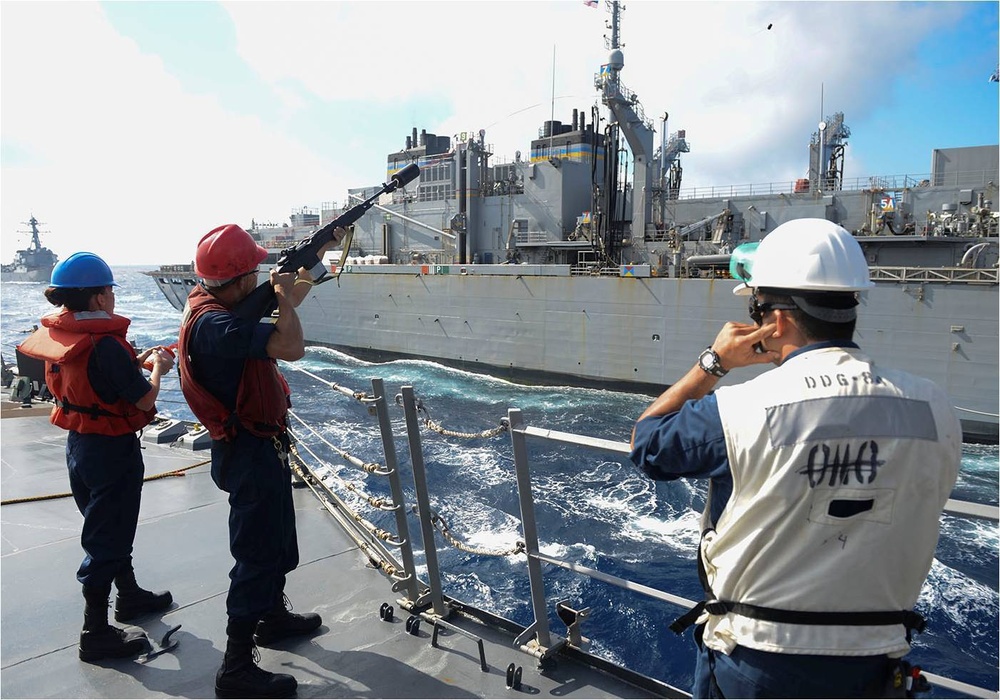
top-left (68, 337), bottom-right (152, 588)
top-left (629, 341), bottom-right (891, 699)
top-left (186, 311), bottom-right (299, 623)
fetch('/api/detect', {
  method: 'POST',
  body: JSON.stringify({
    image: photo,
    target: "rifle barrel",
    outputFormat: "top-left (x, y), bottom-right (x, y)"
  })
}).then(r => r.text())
top-left (235, 163), bottom-right (421, 319)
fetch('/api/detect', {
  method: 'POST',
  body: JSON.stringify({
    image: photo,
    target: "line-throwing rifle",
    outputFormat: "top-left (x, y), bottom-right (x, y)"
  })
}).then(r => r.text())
top-left (235, 163), bottom-right (421, 319)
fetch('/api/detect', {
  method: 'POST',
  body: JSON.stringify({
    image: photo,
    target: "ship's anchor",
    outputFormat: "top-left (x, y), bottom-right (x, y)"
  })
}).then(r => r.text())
top-left (137, 624), bottom-right (181, 663)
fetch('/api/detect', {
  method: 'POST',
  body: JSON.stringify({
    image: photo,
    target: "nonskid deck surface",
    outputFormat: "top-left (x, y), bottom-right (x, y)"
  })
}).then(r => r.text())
top-left (0, 407), bottom-right (670, 699)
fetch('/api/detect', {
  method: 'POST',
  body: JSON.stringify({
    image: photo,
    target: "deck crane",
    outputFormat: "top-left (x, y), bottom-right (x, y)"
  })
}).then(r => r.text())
top-left (596, 0), bottom-right (655, 261)
top-left (655, 115), bottom-right (690, 200)
top-left (808, 112), bottom-right (850, 192)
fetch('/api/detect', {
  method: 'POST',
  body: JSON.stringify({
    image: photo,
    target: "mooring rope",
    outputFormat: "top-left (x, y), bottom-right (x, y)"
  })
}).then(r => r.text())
top-left (288, 440), bottom-right (394, 512)
top-left (284, 363), bottom-right (510, 439)
top-left (286, 365), bottom-right (369, 402)
top-left (420, 506), bottom-right (526, 558)
top-left (287, 409), bottom-right (389, 476)
top-left (423, 417), bottom-right (509, 439)
top-left (281, 367), bottom-right (519, 559)
top-left (287, 439), bottom-right (403, 546)
top-left (394, 393), bottom-right (509, 439)
top-left (0, 459), bottom-right (210, 506)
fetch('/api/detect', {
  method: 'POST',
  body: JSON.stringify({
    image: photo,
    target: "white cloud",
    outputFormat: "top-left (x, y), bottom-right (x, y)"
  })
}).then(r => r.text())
top-left (0, 1), bottom-right (981, 266)
top-left (1, 2), bottom-right (348, 265)
top-left (226, 0), bottom-right (965, 186)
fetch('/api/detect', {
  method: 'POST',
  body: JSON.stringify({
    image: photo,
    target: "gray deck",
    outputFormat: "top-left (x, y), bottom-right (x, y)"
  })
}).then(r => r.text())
top-left (0, 404), bottom-right (672, 699)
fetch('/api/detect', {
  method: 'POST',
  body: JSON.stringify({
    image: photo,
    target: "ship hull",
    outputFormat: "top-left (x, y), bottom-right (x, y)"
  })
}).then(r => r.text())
top-left (148, 264), bottom-right (999, 442)
top-left (1, 267), bottom-right (53, 283)
top-left (291, 267), bottom-right (999, 443)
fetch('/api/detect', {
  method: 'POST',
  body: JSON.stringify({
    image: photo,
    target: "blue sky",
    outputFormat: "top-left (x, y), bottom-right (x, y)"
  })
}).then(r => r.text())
top-left (2, 0), bottom-right (997, 265)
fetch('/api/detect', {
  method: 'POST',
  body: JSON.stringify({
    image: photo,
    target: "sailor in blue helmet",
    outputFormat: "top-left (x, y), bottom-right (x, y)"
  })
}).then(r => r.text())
top-left (629, 219), bottom-right (962, 698)
top-left (19, 252), bottom-right (176, 661)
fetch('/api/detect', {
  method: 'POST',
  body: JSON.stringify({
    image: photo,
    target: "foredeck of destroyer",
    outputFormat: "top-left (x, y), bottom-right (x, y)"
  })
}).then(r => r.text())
top-left (0, 403), bottom-right (676, 699)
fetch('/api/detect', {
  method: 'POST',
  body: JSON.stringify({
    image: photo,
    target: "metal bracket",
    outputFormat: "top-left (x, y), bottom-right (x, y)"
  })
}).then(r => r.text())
top-left (407, 588), bottom-right (447, 613)
top-left (505, 662), bottom-right (523, 691)
top-left (431, 618), bottom-right (488, 672)
top-left (512, 621), bottom-right (538, 649)
top-left (378, 602), bottom-right (394, 622)
top-left (556, 599), bottom-right (591, 649)
top-left (389, 574), bottom-right (415, 593)
top-left (514, 622), bottom-right (566, 662)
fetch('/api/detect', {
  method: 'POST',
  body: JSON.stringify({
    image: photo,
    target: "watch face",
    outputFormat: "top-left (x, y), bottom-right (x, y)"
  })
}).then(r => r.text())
top-left (699, 349), bottom-right (716, 371)
top-left (699, 348), bottom-right (724, 376)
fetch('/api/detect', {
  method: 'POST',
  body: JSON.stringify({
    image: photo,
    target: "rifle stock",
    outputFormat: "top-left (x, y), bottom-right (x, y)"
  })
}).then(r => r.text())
top-left (235, 163), bottom-right (420, 319)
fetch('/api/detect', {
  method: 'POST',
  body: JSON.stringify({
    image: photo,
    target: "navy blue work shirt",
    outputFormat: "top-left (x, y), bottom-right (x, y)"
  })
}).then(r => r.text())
top-left (187, 311), bottom-right (275, 409)
top-left (629, 341), bottom-right (859, 523)
top-left (89, 336), bottom-right (152, 407)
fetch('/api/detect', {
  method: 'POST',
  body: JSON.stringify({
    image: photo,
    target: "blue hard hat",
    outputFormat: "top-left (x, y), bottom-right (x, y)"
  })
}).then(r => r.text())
top-left (50, 252), bottom-right (117, 288)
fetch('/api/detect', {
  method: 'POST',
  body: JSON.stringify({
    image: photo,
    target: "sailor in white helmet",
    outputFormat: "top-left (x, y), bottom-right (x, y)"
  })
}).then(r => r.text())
top-left (629, 218), bottom-right (962, 698)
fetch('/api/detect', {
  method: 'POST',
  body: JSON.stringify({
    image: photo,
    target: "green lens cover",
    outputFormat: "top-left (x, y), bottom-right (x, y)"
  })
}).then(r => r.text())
top-left (729, 242), bottom-right (759, 283)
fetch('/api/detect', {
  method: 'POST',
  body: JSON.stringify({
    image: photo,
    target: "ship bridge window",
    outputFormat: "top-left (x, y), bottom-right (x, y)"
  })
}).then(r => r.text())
top-left (416, 162), bottom-right (455, 201)
top-left (418, 183), bottom-right (455, 202)
top-left (421, 162), bottom-right (453, 183)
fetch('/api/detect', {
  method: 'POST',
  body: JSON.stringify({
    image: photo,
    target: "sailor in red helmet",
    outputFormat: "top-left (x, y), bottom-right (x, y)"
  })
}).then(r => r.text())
top-left (177, 223), bottom-right (344, 698)
top-left (629, 219), bottom-right (962, 698)
top-left (19, 252), bottom-right (175, 662)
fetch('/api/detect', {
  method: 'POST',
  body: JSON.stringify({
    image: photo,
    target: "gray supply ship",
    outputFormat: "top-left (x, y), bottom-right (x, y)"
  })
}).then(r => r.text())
top-left (1, 216), bottom-right (58, 283)
top-left (146, 1), bottom-right (999, 443)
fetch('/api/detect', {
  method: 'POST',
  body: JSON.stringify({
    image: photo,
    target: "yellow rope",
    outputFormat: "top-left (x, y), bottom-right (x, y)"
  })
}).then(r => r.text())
top-left (424, 417), bottom-right (508, 439)
top-left (429, 510), bottom-right (526, 557)
top-left (0, 459), bottom-right (210, 506)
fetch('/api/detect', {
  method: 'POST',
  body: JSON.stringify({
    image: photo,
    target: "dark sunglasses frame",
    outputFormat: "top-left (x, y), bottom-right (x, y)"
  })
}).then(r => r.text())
top-left (748, 294), bottom-right (797, 325)
top-left (213, 268), bottom-right (261, 290)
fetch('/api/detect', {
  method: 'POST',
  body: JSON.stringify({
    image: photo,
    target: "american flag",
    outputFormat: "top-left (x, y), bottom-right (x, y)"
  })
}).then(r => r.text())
top-left (584, 0), bottom-right (599, 7)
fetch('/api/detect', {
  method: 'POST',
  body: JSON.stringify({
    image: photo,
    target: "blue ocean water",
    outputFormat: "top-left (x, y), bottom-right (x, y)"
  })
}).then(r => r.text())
top-left (2, 267), bottom-right (997, 696)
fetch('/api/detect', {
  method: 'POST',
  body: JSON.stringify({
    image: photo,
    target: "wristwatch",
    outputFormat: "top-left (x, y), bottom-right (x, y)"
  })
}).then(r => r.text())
top-left (698, 347), bottom-right (728, 378)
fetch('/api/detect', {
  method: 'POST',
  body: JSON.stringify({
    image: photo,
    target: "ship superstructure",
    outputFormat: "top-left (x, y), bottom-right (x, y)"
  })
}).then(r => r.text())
top-left (146, 1), bottom-right (999, 442)
top-left (1, 216), bottom-right (58, 283)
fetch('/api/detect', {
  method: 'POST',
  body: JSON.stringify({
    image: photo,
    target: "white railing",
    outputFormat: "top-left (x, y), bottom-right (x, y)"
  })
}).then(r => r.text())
top-left (677, 170), bottom-right (996, 202)
top-left (505, 408), bottom-right (999, 699)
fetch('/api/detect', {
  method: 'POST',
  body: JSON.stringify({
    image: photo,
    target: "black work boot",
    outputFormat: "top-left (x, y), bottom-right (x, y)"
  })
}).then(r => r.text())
top-left (79, 584), bottom-right (149, 662)
top-left (215, 618), bottom-right (297, 698)
top-left (114, 559), bottom-right (172, 622)
top-left (253, 595), bottom-right (322, 647)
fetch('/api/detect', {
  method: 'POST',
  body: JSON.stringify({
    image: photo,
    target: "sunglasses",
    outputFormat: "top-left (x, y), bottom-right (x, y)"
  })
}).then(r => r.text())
top-left (748, 294), bottom-right (797, 325)
top-left (211, 268), bottom-right (260, 290)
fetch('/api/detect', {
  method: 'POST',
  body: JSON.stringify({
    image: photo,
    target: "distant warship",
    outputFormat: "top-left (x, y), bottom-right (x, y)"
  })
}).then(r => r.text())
top-left (2, 216), bottom-right (57, 283)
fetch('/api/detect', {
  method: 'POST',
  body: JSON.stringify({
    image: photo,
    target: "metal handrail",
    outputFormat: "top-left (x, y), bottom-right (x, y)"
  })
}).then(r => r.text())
top-left (505, 408), bottom-right (999, 698)
top-left (868, 266), bottom-right (999, 284)
top-left (294, 378), bottom-right (997, 697)
top-left (676, 169), bottom-right (997, 202)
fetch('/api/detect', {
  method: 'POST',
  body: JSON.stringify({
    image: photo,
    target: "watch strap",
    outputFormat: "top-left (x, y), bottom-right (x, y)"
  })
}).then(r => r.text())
top-left (699, 347), bottom-right (728, 378)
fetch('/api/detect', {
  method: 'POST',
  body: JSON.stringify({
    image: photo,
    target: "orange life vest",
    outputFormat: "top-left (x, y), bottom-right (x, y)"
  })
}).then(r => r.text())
top-left (178, 285), bottom-right (290, 441)
top-left (18, 309), bottom-right (156, 435)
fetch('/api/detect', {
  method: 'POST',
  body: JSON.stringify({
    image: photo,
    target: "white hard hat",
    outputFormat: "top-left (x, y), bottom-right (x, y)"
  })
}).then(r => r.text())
top-left (732, 218), bottom-right (874, 296)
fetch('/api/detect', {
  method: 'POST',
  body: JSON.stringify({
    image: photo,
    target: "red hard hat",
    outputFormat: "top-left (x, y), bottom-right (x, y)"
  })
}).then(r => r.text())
top-left (194, 224), bottom-right (267, 282)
